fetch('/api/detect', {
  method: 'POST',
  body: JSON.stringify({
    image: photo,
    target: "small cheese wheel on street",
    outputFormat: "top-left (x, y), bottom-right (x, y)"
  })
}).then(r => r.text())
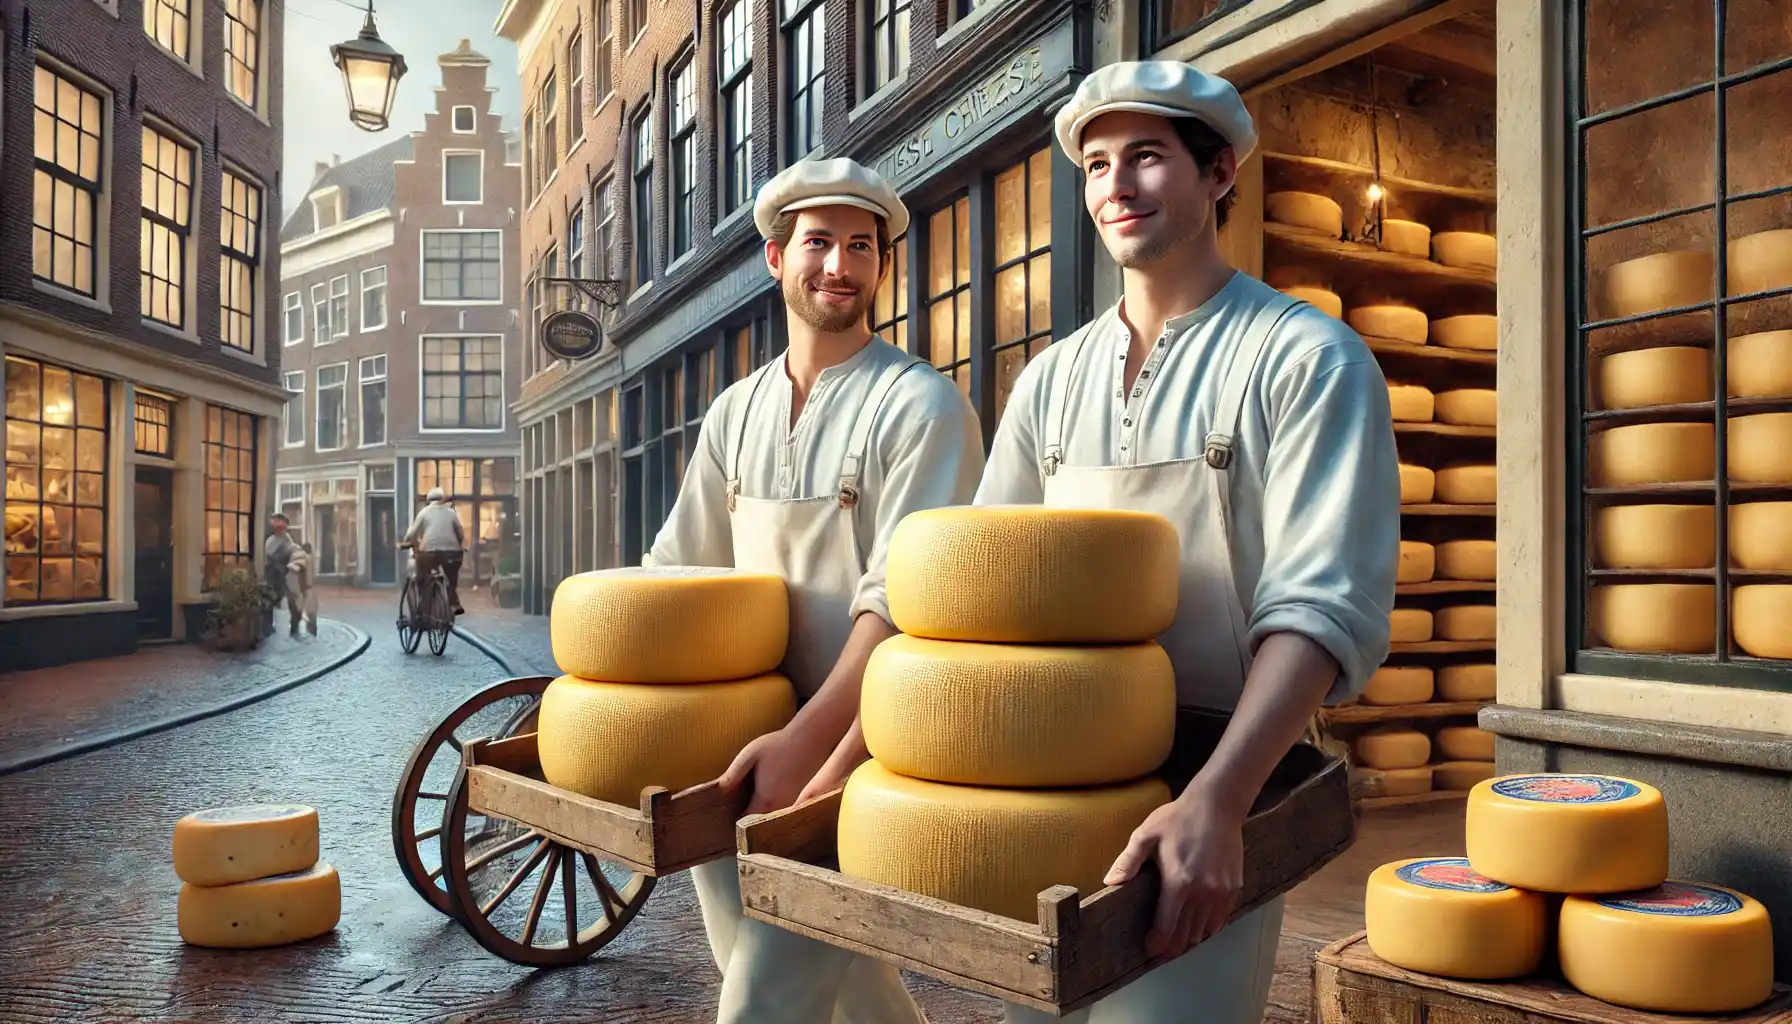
top-left (550, 567), bottom-right (789, 683)
top-left (172, 805), bottom-right (320, 887)
top-left (1732, 585), bottom-right (1792, 659)
top-left (1362, 666), bottom-right (1434, 706)
top-left (537, 674), bottom-right (796, 805)
top-left (1360, 766), bottom-right (1433, 798)
top-left (887, 506), bottom-right (1179, 644)
top-left (1364, 857), bottom-right (1547, 979)
top-left (1596, 346), bottom-right (1711, 410)
top-left (1593, 504), bottom-right (1715, 569)
top-left (1380, 219), bottom-right (1431, 257)
top-left (1432, 232), bottom-right (1497, 270)
top-left (1397, 541), bottom-right (1435, 584)
top-left (1435, 389), bottom-right (1496, 427)
top-left (1588, 583), bottom-right (1714, 653)
top-left (1356, 727), bottom-right (1431, 770)
top-left (178, 863), bottom-right (342, 949)
top-left (1731, 501), bottom-right (1792, 570)
top-left (1265, 191), bottom-right (1343, 236)
top-left (1437, 663), bottom-right (1496, 701)
top-left (1465, 774), bottom-right (1669, 893)
top-left (1559, 882), bottom-right (1775, 1015)
top-left (1604, 250), bottom-right (1713, 319)
top-left (1388, 383), bottom-right (1435, 422)
top-left (1400, 464), bottom-right (1436, 504)
top-left (1728, 228), bottom-right (1792, 298)
top-left (1436, 725), bottom-right (1495, 761)
top-left (860, 635), bottom-right (1175, 787)
top-left (1728, 412), bottom-right (1792, 484)
top-left (1436, 540), bottom-right (1496, 581)
top-left (1590, 422), bottom-right (1714, 487)
top-left (1281, 286), bottom-right (1343, 319)
top-left (1388, 608), bottom-right (1434, 644)
top-left (1434, 760), bottom-right (1497, 791)
top-left (1347, 305), bottom-right (1429, 345)
top-left (1430, 315), bottom-right (1497, 351)
top-left (1437, 605), bottom-right (1495, 641)
top-left (1435, 464), bottom-right (1495, 504)
top-left (1728, 330), bottom-right (1792, 399)
top-left (837, 760), bottom-right (1170, 922)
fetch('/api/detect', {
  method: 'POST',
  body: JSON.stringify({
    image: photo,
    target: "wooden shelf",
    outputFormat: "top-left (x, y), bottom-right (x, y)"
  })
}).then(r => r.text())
top-left (1589, 568), bottom-right (1792, 582)
top-left (1402, 503), bottom-right (1495, 516)
top-left (1265, 223), bottom-right (1498, 287)
top-left (1365, 337), bottom-right (1497, 367)
top-left (1324, 699), bottom-right (1490, 725)
top-left (1262, 152), bottom-right (1498, 203)
top-left (1584, 481), bottom-right (1792, 498)
top-left (1395, 421), bottom-right (1496, 439)
top-left (1584, 395), bottom-right (1792, 426)
top-left (1398, 580), bottom-right (1495, 594)
top-left (1387, 641), bottom-right (1496, 654)
top-left (1359, 790), bottom-right (1472, 810)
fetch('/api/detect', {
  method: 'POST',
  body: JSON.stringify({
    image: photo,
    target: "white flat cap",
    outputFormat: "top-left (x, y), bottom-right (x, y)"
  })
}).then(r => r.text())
top-left (1054, 61), bottom-right (1257, 165)
top-left (753, 157), bottom-right (910, 240)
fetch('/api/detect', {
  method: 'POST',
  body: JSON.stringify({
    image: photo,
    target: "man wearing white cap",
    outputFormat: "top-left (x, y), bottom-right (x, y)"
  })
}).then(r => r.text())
top-left (649, 157), bottom-right (983, 1023)
top-left (975, 61), bottom-right (1400, 1021)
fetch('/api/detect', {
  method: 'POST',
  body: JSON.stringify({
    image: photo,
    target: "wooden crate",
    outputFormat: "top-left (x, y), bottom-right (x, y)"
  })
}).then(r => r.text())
top-left (460, 732), bottom-right (742, 876)
top-left (735, 708), bottom-right (1356, 1015)
top-left (1316, 932), bottom-right (1792, 1024)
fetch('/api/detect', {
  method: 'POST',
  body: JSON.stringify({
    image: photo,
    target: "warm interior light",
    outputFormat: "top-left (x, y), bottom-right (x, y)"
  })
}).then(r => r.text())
top-left (331, 8), bottom-right (407, 132)
top-left (1366, 182), bottom-right (1386, 202)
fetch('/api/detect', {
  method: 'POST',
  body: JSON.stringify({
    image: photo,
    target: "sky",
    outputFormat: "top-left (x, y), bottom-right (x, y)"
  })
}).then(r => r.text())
top-left (280, 0), bottom-right (521, 213)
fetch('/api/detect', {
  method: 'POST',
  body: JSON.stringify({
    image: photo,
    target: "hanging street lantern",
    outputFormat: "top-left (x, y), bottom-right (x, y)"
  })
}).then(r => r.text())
top-left (330, 3), bottom-right (408, 132)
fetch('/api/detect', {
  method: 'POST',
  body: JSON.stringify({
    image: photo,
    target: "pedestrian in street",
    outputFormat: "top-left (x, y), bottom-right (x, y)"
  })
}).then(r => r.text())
top-left (264, 513), bottom-right (296, 612)
top-left (404, 488), bottom-right (466, 616)
top-left (649, 157), bottom-right (985, 1024)
top-left (958, 61), bottom-right (1400, 1022)
top-left (286, 541), bottom-right (319, 637)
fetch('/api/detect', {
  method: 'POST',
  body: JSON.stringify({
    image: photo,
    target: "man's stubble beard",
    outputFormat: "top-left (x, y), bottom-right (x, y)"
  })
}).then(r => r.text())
top-left (1106, 200), bottom-right (1210, 269)
top-left (783, 272), bottom-right (876, 333)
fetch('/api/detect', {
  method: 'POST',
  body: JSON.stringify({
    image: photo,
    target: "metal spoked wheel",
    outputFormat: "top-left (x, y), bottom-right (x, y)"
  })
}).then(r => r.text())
top-left (396, 578), bottom-right (424, 654)
top-left (425, 575), bottom-right (453, 657)
top-left (440, 769), bottom-right (657, 966)
top-left (391, 675), bottom-right (553, 918)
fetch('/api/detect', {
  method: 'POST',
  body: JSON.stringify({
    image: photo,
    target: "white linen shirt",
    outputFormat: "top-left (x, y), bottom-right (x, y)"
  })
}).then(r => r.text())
top-left (974, 271), bottom-right (1401, 702)
top-left (650, 337), bottom-right (987, 625)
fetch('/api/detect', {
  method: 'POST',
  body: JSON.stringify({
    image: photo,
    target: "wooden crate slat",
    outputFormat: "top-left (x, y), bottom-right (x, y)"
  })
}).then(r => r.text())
top-left (466, 764), bottom-right (659, 870)
top-left (1323, 700), bottom-right (1490, 725)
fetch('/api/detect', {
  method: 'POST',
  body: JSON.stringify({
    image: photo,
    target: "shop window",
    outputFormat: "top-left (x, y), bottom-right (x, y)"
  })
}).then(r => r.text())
top-left (926, 197), bottom-right (973, 401)
top-left (687, 344), bottom-right (721, 424)
top-left (577, 458), bottom-right (596, 572)
top-left (785, 0), bottom-right (826, 162)
top-left (1567, 0), bottom-right (1792, 688)
top-left (328, 275), bottom-right (350, 338)
top-left (1148, 0), bottom-right (1252, 54)
top-left (361, 266), bottom-right (388, 331)
top-left (991, 148), bottom-right (1053, 420)
top-left (868, 0), bottom-right (911, 91)
top-left (316, 364), bottom-right (348, 452)
top-left (574, 399), bottom-right (594, 453)
top-left (33, 64), bottom-right (105, 298)
top-left (360, 356), bottom-right (387, 447)
top-left (596, 389), bottom-right (617, 446)
top-left (417, 457), bottom-right (517, 583)
top-left (144, 0), bottom-right (191, 61)
top-left (283, 292), bottom-right (303, 344)
top-left (4, 356), bottom-right (109, 606)
top-left (671, 55), bottom-right (698, 259)
top-left (135, 391), bottom-right (174, 458)
top-left (224, 0), bottom-right (261, 107)
top-left (422, 336), bottom-right (505, 430)
top-left (202, 405), bottom-right (256, 591)
top-left (282, 371), bottom-right (304, 447)
top-left (631, 108), bottom-right (654, 287)
top-left (661, 362), bottom-right (686, 504)
top-left (141, 126), bottom-right (194, 330)
top-left (872, 234), bottom-right (910, 350)
top-left (595, 0), bottom-right (613, 101)
top-left (422, 230), bottom-right (503, 302)
top-left (719, 0), bottom-right (754, 212)
top-left (220, 170), bottom-right (263, 353)
top-left (568, 31), bottom-right (586, 146)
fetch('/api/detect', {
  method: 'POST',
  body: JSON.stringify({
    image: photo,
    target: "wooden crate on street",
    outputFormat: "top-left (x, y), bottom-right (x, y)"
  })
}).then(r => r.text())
top-left (736, 708), bottom-right (1356, 1015)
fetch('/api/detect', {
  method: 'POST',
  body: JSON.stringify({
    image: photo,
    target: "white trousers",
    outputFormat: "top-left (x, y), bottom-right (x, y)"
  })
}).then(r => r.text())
top-left (1003, 896), bottom-right (1285, 1024)
top-left (691, 856), bottom-right (929, 1024)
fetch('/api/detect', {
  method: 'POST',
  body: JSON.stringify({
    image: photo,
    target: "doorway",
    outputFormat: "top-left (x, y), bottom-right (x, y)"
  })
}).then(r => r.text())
top-left (133, 467), bottom-right (175, 640)
top-left (369, 495), bottom-right (396, 584)
top-left (315, 504), bottom-right (338, 575)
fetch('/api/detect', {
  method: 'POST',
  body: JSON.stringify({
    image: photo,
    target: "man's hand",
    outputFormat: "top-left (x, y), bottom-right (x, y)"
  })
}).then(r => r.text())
top-left (1103, 792), bottom-right (1246, 961)
top-left (718, 724), bottom-right (835, 815)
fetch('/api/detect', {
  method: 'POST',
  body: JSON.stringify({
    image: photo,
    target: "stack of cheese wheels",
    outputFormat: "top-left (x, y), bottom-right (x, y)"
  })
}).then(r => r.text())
top-left (1731, 500), bottom-right (1792, 659)
top-left (850, 506), bottom-right (1181, 922)
top-left (1365, 773), bottom-right (1774, 1015)
top-left (174, 805), bottom-right (341, 949)
top-left (538, 566), bottom-right (798, 805)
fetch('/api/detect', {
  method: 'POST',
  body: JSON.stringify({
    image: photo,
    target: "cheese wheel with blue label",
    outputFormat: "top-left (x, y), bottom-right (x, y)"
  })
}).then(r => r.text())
top-left (1365, 857), bottom-right (1548, 979)
top-left (1465, 774), bottom-right (1668, 893)
top-left (1559, 882), bottom-right (1774, 1014)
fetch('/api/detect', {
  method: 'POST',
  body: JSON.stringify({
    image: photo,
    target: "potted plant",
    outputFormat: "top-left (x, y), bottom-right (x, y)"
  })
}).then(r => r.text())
top-left (206, 567), bottom-right (276, 652)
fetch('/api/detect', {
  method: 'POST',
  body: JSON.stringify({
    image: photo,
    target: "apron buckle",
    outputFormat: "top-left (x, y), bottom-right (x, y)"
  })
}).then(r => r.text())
top-left (1042, 449), bottom-right (1061, 477)
top-left (1204, 436), bottom-right (1234, 470)
top-left (838, 483), bottom-right (860, 509)
top-left (725, 479), bottom-right (740, 513)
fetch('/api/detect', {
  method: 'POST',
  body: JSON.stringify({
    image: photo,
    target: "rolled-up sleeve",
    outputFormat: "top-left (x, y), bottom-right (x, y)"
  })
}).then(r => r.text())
top-left (1248, 355), bottom-right (1401, 703)
top-left (646, 402), bottom-right (735, 570)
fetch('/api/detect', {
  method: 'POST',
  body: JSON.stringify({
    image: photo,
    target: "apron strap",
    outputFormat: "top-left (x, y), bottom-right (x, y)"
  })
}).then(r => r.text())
top-left (1041, 312), bottom-right (1106, 477)
top-left (725, 357), bottom-right (781, 512)
top-left (839, 354), bottom-right (926, 509)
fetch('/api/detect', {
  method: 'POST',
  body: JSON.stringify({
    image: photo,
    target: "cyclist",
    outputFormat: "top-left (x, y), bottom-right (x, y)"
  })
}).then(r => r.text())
top-left (403, 487), bottom-right (466, 616)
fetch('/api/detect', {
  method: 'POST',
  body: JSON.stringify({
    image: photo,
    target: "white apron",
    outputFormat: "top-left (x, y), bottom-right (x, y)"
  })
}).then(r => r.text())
top-left (688, 352), bottom-right (930, 1024)
top-left (1004, 294), bottom-right (1304, 1023)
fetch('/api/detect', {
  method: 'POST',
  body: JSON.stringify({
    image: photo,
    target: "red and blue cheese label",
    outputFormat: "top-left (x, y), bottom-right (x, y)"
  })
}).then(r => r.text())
top-left (1599, 882), bottom-right (1743, 917)
top-left (1491, 774), bottom-right (1640, 803)
top-left (1395, 858), bottom-right (1511, 893)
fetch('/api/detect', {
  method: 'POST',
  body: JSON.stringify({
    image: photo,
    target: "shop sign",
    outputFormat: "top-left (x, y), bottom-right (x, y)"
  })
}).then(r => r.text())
top-left (542, 309), bottom-right (604, 361)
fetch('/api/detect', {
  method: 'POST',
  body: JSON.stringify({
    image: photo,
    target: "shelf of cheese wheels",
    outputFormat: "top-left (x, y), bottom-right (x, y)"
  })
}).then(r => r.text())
top-left (733, 506), bottom-right (1355, 1016)
top-left (1318, 771), bottom-right (1790, 1024)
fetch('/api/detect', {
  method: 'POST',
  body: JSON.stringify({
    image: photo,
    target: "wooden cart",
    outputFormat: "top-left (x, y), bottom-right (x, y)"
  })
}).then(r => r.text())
top-left (735, 708), bottom-right (1356, 1015)
top-left (1316, 932), bottom-right (1792, 1024)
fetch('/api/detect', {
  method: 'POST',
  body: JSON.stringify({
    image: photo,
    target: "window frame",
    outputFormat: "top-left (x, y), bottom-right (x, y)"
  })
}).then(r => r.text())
top-left (143, 0), bottom-right (193, 63)
top-left (718, 0), bottom-right (754, 214)
top-left (1, 354), bottom-right (112, 607)
top-left (568, 30), bottom-right (586, 147)
top-left (218, 168), bottom-right (263, 354)
top-left (222, 0), bottom-right (262, 111)
top-left (443, 149), bottom-right (485, 205)
top-left (629, 0), bottom-right (648, 44)
top-left (282, 291), bottom-right (303, 345)
top-left (540, 71), bottom-right (560, 176)
top-left (595, 0), bottom-right (615, 103)
top-left (419, 228), bottom-right (505, 305)
top-left (867, 0), bottom-right (913, 93)
top-left (419, 335), bottom-right (508, 434)
top-left (783, 0), bottom-right (828, 164)
top-left (670, 52), bottom-right (698, 259)
top-left (328, 274), bottom-right (350, 339)
top-left (631, 107), bottom-right (655, 288)
top-left (282, 370), bottom-right (305, 448)
top-left (595, 173), bottom-right (616, 278)
top-left (360, 266), bottom-right (389, 331)
top-left (358, 354), bottom-right (388, 448)
top-left (32, 62), bottom-right (107, 300)
top-left (451, 104), bottom-right (477, 134)
top-left (314, 362), bottom-right (349, 454)
top-left (139, 123), bottom-right (195, 332)
top-left (201, 404), bottom-right (257, 593)
top-left (134, 390), bottom-right (175, 459)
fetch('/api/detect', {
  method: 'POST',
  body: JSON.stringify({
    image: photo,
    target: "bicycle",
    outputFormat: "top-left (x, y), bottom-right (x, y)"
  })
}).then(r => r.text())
top-left (397, 544), bottom-right (455, 656)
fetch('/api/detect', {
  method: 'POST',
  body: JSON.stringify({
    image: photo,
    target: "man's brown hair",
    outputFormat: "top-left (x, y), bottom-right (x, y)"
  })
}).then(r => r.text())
top-left (1169, 117), bottom-right (1238, 231)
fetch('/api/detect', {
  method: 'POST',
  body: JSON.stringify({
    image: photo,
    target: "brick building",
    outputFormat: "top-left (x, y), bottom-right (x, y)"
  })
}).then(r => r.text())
top-left (0, 0), bottom-right (285, 668)
top-left (276, 41), bottom-right (524, 591)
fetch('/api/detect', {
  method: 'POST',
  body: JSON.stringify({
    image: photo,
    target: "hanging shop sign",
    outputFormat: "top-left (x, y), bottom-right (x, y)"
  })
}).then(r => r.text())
top-left (542, 309), bottom-right (605, 361)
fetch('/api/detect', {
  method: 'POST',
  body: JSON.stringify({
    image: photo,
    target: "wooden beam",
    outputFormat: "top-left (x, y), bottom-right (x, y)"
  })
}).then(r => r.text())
top-left (1240, 0), bottom-right (1483, 98)
top-left (1395, 19), bottom-right (1499, 77)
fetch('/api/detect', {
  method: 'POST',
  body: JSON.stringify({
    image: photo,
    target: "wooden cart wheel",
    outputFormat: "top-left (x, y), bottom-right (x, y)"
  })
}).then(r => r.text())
top-left (396, 579), bottom-right (424, 654)
top-left (440, 768), bottom-right (656, 966)
top-left (390, 675), bottom-right (553, 917)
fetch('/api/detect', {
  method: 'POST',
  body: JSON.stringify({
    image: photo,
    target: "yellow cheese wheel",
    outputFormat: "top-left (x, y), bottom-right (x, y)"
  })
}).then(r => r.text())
top-left (1589, 422), bottom-right (1714, 487)
top-left (1436, 725), bottom-right (1495, 761)
top-left (1728, 412), bottom-right (1792, 484)
top-left (1388, 383), bottom-right (1435, 422)
top-left (1388, 608), bottom-right (1434, 644)
top-left (172, 805), bottom-right (319, 887)
top-left (1728, 330), bottom-right (1792, 399)
top-left (1432, 232), bottom-right (1496, 270)
top-left (1728, 228), bottom-right (1792, 298)
top-left (1265, 191), bottom-right (1343, 236)
top-left (1596, 346), bottom-right (1711, 410)
top-left (1437, 604), bottom-right (1495, 641)
top-left (1362, 666), bottom-right (1434, 706)
top-left (1732, 585), bottom-right (1792, 659)
top-left (1434, 760), bottom-right (1497, 791)
top-left (1592, 504), bottom-right (1714, 569)
top-left (537, 674), bottom-right (795, 805)
top-left (837, 760), bottom-right (1170, 922)
top-left (178, 863), bottom-right (342, 949)
top-left (1281, 286), bottom-right (1343, 319)
top-left (1430, 314), bottom-right (1497, 351)
top-left (1730, 501), bottom-right (1792, 570)
top-left (1436, 540), bottom-right (1496, 581)
top-left (1559, 882), bottom-right (1774, 1014)
top-left (1437, 663), bottom-right (1496, 701)
top-left (1604, 250), bottom-right (1714, 319)
top-left (1365, 857), bottom-right (1547, 979)
top-left (860, 635), bottom-right (1175, 787)
top-left (887, 506), bottom-right (1179, 644)
top-left (1465, 773), bottom-right (1669, 893)
top-left (1380, 219), bottom-right (1431, 257)
top-left (1435, 464), bottom-right (1495, 504)
top-left (1435, 389), bottom-right (1496, 427)
top-left (1356, 727), bottom-right (1431, 770)
top-left (550, 567), bottom-right (788, 683)
top-left (1397, 541), bottom-right (1435, 584)
top-left (1347, 304), bottom-right (1429, 345)
top-left (1588, 584), bottom-right (1714, 653)
top-left (1360, 766), bottom-right (1433, 798)
top-left (1400, 464), bottom-right (1436, 504)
